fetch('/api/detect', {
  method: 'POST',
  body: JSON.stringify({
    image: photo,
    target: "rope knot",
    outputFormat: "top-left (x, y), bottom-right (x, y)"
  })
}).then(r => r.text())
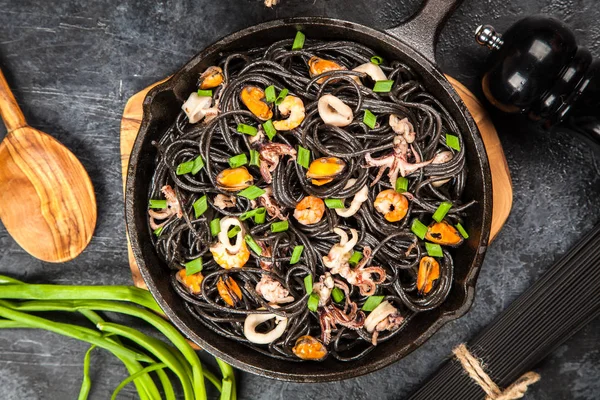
top-left (453, 344), bottom-right (540, 400)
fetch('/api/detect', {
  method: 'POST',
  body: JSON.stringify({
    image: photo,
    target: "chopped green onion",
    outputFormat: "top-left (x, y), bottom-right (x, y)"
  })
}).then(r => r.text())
top-left (324, 198), bottom-right (345, 209)
top-left (240, 207), bottom-right (266, 221)
top-left (265, 85), bottom-right (276, 103)
top-left (297, 146), bottom-right (310, 169)
top-left (249, 149), bottom-right (260, 167)
top-left (373, 80), bottom-right (394, 93)
top-left (290, 245), bottom-right (304, 264)
top-left (237, 123), bottom-right (258, 136)
top-left (254, 207), bottom-right (266, 224)
top-left (192, 195), bottom-right (208, 218)
top-left (307, 293), bottom-right (320, 312)
top-left (292, 31), bottom-right (305, 50)
top-left (304, 274), bottom-right (313, 294)
top-left (176, 160), bottom-right (195, 175)
top-left (446, 134), bottom-right (461, 151)
top-left (210, 218), bottom-right (221, 237)
top-left (332, 287), bottom-right (345, 303)
top-left (228, 153), bottom-right (248, 168)
top-left (237, 185), bottom-right (265, 200)
top-left (411, 219), bottom-right (428, 240)
top-left (275, 88), bottom-right (289, 105)
top-left (432, 201), bottom-right (453, 223)
top-left (191, 155), bottom-right (205, 175)
top-left (197, 89), bottom-right (212, 97)
top-left (456, 223), bottom-right (469, 239)
top-left (239, 210), bottom-right (253, 221)
top-left (227, 225), bottom-right (241, 238)
top-left (362, 295), bottom-right (384, 311)
top-left (395, 177), bottom-right (409, 193)
top-left (148, 199), bottom-right (167, 209)
top-left (363, 109), bottom-right (377, 129)
top-left (184, 258), bottom-right (203, 275)
top-left (425, 242), bottom-right (444, 258)
top-left (244, 234), bottom-right (262, 255)
top-left (271, 220), bottom-right (289, 233)
top-left (370, 56), bottom-right (383, 65)
top-left (348, 251), bottom-right (363, 266)
top-left (177, 155), bottom-right (204, 175)
top-left (153, 227), bottom-right (163, 237)
top-left (263, 120), bottom-right (277, 140)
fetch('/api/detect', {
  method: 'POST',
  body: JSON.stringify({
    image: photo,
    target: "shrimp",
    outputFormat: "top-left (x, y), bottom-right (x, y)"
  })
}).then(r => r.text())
top-left (273, 95), bottom-right (305, 131)
top-left (335, 179), bottom-right (369, 218)
top-left (293, 196), bottom-right (325, 225)
top-left (209, 217), bottom-right (250, 269)
top-left (374, 189), bottom-right (409, 222)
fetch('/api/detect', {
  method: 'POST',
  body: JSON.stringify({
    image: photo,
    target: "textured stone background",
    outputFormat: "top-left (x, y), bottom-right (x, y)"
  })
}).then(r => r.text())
top-left (0, 0), bottom-right (599, 399)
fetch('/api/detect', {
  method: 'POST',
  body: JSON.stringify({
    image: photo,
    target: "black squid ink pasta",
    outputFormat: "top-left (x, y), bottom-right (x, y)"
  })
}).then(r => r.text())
top-left (146, 31), bottom-right (474, 362)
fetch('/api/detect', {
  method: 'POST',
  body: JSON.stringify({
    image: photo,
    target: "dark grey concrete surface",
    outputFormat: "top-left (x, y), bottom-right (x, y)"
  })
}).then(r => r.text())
top-left (0, 0), bottom-right (598, 399)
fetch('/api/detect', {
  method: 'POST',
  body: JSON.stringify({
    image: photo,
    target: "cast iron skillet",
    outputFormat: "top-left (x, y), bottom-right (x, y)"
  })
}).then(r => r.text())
top-left (126, 0), bottom-right (492, 382)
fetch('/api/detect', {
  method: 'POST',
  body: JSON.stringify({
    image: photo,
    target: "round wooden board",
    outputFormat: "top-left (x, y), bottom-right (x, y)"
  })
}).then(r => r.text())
top-left (120, 76), bottom-right (512, 288)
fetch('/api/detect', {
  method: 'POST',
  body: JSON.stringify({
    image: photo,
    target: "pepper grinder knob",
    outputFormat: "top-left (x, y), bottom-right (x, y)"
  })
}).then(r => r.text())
top-left (475, 25), bottom-right (504, 50)
top-left (475, 16), bottom-right (600, 145)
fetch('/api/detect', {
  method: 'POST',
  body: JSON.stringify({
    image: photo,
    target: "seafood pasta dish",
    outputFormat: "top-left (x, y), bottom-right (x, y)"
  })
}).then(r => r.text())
top-left (147, 31), bottom-right (473, 362)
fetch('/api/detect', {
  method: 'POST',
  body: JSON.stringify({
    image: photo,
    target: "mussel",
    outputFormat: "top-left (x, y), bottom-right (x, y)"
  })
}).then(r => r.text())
top-left (292, 335), bottom-right (328, 361)
top-left (416, 256), bottom-right (440, 295)
top-left (306, 157), bottom-right (346, 186)
top-left (216, 167), bottom-right (254, 192)
top-left (425, 220), bottom-right (464, 246)
top-left (240, 86), bottom-right (273, 120)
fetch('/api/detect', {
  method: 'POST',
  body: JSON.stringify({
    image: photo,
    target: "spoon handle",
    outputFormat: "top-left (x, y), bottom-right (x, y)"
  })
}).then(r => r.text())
top-left (0, 68), bottom-right (27, 133)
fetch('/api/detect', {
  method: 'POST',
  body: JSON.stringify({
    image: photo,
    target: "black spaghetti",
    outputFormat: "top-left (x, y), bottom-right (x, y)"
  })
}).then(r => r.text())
top-left (147, 33), bottom-right (474, 362)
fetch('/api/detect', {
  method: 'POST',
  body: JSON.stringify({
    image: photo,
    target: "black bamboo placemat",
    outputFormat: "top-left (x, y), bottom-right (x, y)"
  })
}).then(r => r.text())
top-left (408, 223), bottom-right (600, 400)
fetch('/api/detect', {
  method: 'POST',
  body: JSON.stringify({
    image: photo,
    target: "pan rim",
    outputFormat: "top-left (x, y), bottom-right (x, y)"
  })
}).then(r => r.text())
top-left (125, 16), bottom-right (493, 382)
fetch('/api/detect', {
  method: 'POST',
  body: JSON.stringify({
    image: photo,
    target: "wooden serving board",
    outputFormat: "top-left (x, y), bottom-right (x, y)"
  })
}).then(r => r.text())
top-left (120, 76), bottom-right (513, 288)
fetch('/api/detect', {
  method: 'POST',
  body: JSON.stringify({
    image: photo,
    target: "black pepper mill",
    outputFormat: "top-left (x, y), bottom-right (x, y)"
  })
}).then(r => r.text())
top-left (475, 16), bottom-right (600, 144)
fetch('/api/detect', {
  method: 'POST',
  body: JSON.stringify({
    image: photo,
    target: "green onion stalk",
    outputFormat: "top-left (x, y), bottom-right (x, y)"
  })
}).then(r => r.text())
top-left (0, 275), bottom-right (236, 400)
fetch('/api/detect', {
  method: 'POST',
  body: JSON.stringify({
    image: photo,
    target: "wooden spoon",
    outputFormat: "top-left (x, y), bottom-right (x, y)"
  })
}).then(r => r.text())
top-left (0, 68), bottom-right (96, 262)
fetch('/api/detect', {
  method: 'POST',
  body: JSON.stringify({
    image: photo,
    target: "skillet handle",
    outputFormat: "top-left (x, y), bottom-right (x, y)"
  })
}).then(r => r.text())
top-left (385, 0), bottom-right (463, 63)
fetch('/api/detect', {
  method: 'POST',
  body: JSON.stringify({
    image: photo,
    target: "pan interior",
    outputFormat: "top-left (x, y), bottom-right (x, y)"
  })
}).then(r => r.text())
top-left (126, 17), bottom-right (491, 382)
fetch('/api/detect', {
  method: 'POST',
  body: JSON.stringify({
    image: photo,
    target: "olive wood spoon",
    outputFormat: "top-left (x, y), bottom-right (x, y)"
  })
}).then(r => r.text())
top-left (0, 68), bottom-right (96, 262)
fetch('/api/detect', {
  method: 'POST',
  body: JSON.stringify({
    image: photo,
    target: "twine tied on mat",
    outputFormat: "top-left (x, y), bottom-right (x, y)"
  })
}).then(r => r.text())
top-left (453, 344), bottom-right (540, 400)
